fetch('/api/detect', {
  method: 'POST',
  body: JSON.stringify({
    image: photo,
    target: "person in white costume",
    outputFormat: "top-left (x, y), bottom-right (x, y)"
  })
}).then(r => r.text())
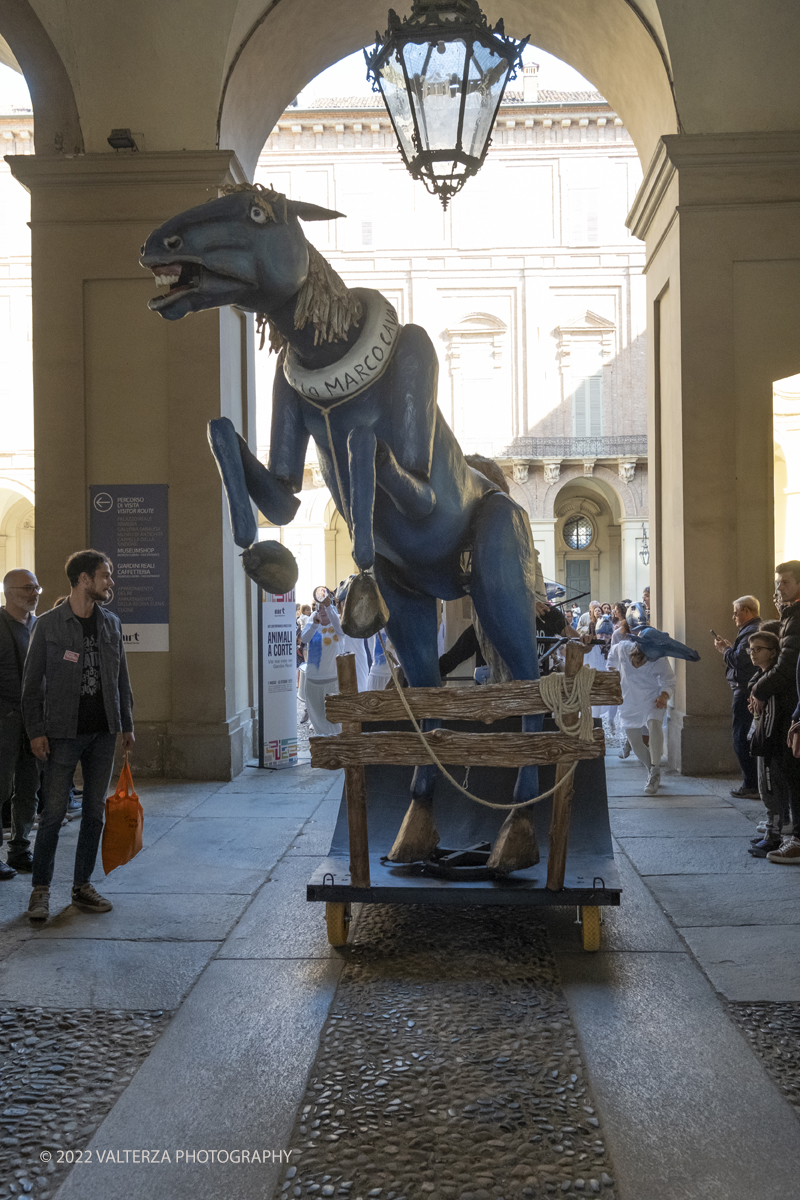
top-left (367, 633), bottom-right (396, 690)
top-left (607, 639), bottom-right (676, 795)
top-left (300, 600), bottom-right (344, 737)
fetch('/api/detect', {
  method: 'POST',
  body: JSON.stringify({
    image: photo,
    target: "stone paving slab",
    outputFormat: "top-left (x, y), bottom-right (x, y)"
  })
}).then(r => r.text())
top-left (54, 958), bottom-right (342, 1200)
top-left (187, 792), bottom-right (324, 820)
top-left (135, 788), bottom-right (224, 818)
top-left (218, 854), bottom-right (337, 961)
top-left (608, 806), bottom-right (755, 839)
top-left (557, 949), bottom-right (800, 1200)
top-left (107, 813), bottom-right (307, 872)
top-left (606, 793), bottom-right (731, 808)
top-left (0, 938), bottom-right (217, 1009)
top-left (604, 777), bottom-right (714, 797)
top-left (617, 835), bottom-right (765, 876)
top-left (285, 799), bottom-right (342, 855)
top-left (645, 871), bottom-right (800, 928)
top-left (34, 891), bottom-right (250, 941)
top-left (679, 925), bottom-right (800, 1001)
top-left (215, 769), bottom-right (340, 794)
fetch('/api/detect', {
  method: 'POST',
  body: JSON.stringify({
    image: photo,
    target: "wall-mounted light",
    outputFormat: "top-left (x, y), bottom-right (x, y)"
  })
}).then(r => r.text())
top-left (107, 128), bottom-right (138, 151)
top-left (639, 523), bottom-right (650, 566)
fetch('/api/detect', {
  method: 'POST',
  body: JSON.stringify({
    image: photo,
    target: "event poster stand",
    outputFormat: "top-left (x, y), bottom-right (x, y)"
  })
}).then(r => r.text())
top-left (257, 588), bottom-right (298, 770)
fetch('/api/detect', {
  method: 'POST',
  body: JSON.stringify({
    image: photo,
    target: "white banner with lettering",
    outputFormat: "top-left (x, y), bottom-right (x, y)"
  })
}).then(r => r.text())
top-left (262, 590), bottom-right (298, 769)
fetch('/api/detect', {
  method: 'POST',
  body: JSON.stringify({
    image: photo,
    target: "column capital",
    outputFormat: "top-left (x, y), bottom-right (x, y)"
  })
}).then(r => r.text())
top-left (6, 150), bottom-right (246, 224)
top-left (627, 131), bottom-right (800, 241)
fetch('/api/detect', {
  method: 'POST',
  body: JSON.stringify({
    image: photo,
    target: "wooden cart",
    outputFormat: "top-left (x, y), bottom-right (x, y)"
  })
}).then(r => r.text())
top-left (308, 646), bottom-right (622, 952)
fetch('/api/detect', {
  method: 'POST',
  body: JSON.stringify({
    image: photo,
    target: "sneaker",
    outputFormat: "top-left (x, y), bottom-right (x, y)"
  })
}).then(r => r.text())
top-left (0, 862), bottom-right (16, 881)
top-left (730, 786), bottom-right (761, 800)
top-left (766, 836), bottom-right (800, 865)
top-left (618, 742), bottom-right (631, 760)
top-left (749, 835), bottom-right (782, 858)
top-left (299, 709), bottom-right (309, 725)
top-left (644, 770), bottom-right (661, 796)
top-left (27, 886), bottom-right (49, 921)
top-left (66, 796), bottom-right (82, 821)
top-left (71, 883), bottom-right (113, 913)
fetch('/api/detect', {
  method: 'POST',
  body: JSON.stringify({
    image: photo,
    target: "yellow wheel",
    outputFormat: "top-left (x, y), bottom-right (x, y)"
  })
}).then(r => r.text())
top-left (580, 905), bottom-right (601, 952)
top-left (325, 902), bottom-right (351, 946)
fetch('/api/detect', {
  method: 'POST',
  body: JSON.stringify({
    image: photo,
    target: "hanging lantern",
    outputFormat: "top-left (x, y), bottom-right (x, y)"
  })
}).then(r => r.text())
top-left (639, 523), bottom-right (650, 567)
top-left (365, 0), bottom-right (528, 209)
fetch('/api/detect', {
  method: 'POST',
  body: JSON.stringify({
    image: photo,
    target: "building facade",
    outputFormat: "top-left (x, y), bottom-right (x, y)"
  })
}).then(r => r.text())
top-left (254, 65), bottom-right (649, 607)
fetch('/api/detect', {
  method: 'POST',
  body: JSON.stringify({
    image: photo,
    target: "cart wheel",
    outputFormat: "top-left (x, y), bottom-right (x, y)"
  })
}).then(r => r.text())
top-left (325, 902), bottom-right (351, 947)
top-left (580, 905), bottom-right (601, 952)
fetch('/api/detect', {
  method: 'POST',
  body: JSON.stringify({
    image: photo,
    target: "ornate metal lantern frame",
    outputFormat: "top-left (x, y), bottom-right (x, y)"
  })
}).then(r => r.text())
top-left (365, 0), bottom-right (528, 208)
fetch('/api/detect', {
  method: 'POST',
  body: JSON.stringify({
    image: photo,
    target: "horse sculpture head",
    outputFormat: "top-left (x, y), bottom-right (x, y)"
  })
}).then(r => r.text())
top-left (140, 184), bottom-right (344, 322)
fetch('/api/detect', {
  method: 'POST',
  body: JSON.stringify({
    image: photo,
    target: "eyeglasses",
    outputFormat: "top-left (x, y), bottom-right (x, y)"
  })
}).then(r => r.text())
top-left (7, 585), bottom-right (42, 594)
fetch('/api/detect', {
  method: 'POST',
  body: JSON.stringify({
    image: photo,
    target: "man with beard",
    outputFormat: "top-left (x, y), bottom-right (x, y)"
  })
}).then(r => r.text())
top-left (21, 551), bottom-right (135, 921)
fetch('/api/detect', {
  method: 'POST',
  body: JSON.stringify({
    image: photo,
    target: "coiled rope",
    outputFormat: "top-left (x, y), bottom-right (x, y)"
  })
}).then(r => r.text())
top-left (378, 631), bottom-right (596, 811)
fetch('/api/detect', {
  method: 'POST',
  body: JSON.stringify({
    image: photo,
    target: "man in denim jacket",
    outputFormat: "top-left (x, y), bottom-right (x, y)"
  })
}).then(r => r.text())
top-left (22, 550), bottom-right (134, 922)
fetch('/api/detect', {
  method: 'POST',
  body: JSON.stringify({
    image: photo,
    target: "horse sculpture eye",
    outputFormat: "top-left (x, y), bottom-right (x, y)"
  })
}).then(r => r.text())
top-left (250, 205), bottom-right (268, 224)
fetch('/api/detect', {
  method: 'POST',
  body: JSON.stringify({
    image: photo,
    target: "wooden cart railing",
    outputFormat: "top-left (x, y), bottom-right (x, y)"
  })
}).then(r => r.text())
top-left (310, 645), bottom-right (622, 892)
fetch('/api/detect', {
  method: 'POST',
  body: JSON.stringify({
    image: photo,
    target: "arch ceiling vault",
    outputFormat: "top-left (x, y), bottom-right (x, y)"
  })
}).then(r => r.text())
top-left (0, 1), bottom-right (797, 178)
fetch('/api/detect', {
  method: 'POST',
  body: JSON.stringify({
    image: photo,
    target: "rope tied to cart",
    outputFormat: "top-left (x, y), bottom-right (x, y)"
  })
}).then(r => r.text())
top-left (378, 630), bottom-right (597, 811)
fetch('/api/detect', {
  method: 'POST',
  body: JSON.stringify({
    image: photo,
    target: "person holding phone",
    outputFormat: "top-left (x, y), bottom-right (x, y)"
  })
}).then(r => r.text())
top-left (713, 595), bottom-right (762, 798)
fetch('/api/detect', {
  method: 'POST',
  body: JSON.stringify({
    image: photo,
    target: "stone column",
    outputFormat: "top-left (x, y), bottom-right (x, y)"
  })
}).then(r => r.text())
top-left (628, 132), bottom-right (800, 774)
top-left (8, 151), bottom-right (257, 779)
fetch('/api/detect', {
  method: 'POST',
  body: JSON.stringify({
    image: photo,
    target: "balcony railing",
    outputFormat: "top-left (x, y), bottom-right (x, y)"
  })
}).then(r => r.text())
top-left (462, 435), bottom-right (648, 459)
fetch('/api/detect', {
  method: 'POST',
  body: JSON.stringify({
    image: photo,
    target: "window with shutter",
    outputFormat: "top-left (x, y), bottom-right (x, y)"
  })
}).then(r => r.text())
top-left (572, 372), bottom-right (603, 437)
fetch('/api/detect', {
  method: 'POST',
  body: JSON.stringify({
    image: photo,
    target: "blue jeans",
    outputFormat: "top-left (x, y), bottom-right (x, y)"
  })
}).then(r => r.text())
top-left (32, 734), bottom-right (117, 888)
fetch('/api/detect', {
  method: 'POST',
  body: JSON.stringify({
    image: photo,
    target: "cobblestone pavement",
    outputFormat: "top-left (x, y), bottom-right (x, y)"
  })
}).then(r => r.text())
top-left (0, 1008), bottom-right (171, 1198)
top-left (726, 1002), bottom-right (800, 1117)
top-left (279, 905), bottom-right (617, 1200)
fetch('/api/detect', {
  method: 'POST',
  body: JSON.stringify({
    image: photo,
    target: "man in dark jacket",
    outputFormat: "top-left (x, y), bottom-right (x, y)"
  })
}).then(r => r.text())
top-left (751, 562), bottom-right (800, 864)
top-left (714, 595), bottom-right (761, 797)
top-left (22, 550), bottom-right (134, 921)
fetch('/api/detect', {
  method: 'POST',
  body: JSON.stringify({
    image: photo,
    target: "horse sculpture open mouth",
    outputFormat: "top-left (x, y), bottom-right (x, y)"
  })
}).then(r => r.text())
top-left (147, 261), bottom-right (203, 311)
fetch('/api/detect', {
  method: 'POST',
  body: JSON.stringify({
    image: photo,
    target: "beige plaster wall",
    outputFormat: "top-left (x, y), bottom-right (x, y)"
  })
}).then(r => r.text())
top-left (8, 150), bottom-right (257, 778)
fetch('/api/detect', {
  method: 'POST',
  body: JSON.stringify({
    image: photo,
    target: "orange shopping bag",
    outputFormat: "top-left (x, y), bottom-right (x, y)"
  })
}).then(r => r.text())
top-left (101, 755), bottom-right (144, 874)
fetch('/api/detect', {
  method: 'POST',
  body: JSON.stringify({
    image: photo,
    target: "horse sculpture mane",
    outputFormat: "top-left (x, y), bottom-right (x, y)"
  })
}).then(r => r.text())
top-left (221, 183), bottom-right (362, 352)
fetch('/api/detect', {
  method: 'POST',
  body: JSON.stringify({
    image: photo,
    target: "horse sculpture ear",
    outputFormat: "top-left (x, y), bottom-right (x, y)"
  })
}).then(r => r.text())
top-left (287, 199), bottom-right (346, 222)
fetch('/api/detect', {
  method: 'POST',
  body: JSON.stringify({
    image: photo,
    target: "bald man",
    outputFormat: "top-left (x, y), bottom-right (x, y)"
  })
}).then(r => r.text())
top-left (0, 569), bottom-right (42, 877)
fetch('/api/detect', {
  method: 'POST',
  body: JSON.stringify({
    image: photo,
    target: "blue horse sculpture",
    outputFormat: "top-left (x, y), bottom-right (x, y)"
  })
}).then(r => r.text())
top-left (141, 184), bottom-right (543, 873)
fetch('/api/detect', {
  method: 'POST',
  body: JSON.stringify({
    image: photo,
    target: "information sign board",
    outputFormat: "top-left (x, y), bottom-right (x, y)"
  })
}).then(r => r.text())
top-left (89, 485), bottom-right (169, 652)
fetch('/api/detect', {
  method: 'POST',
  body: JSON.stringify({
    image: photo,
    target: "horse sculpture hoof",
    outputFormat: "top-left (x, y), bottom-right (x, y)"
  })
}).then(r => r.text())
top-left (387, 798), bottom-right (440, 863)
top-left (487, 810), bottom-right (540, 874)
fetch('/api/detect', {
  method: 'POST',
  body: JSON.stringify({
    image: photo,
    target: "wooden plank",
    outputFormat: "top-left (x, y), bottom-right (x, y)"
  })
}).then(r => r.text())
top-left (325, 669), bottom-right (621, 723)
top-left (547, 642), bottom-right (584, 892)
top-left (336, 654), bottom-right (370, 889)
top-left (310, 727), bottom-right (605, 770)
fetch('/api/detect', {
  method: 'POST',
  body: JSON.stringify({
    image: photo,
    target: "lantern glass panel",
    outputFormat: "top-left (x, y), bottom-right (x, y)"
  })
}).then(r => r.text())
top-left (463, 40), bottom-right (510, 158)
top-left (402, 38), bottom-right (469, 152)
top-left (377, 51), bottom-right (417, 161)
